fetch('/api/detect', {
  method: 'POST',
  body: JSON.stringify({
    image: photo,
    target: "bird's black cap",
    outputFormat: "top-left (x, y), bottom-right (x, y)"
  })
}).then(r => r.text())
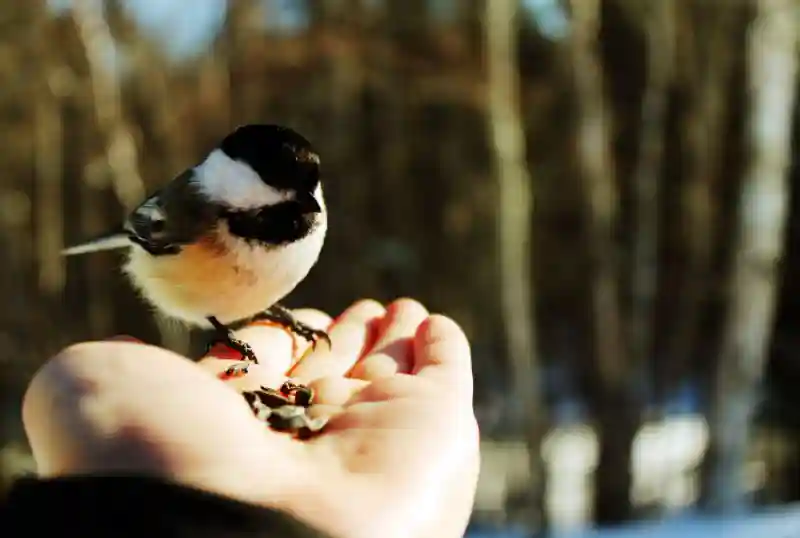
top-left (219, 124), bottom-right (320, 193)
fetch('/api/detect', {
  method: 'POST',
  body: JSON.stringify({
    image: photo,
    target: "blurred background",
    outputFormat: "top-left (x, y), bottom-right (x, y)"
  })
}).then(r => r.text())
top-left (0, 0), bottom-right (799, 536)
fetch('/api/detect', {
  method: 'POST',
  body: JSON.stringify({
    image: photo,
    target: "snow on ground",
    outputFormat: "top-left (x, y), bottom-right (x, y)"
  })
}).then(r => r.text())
top-left (467, 504), bottom-right (800, 538)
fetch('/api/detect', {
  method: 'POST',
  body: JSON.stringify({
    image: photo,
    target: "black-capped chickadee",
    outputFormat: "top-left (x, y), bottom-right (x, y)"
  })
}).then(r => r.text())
top-left (63, 124), bottom-right (331, 371)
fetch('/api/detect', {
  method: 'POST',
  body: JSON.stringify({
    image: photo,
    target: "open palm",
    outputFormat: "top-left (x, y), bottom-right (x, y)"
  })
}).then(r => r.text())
top-left (23, 299), bottom-right (479, 538)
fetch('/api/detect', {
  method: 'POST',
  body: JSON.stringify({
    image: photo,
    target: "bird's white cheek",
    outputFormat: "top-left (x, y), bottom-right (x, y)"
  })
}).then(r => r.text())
top-left (195, 149), bottom-right (293, 210)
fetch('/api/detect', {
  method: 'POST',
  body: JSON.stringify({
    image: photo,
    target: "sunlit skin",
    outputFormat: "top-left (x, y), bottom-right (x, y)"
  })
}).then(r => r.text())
top-left (21, 298), bottom-right (479, 538)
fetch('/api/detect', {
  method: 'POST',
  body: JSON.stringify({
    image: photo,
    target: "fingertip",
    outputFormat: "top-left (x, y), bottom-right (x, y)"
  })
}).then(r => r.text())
top-left (346, 298), bottom-right (430, 381)
top-left (386, 297), bottom-right (428, 318)
top-left (417, 314), bottom-right (466, 343)
top-left (374, 297), bottom-right (429, 337)
top-left (106, 335), bottom-right (143, 343)
top-left (332, 299), bottom-right (385, 325)
top-left (331, 299), bottom-right (386, 355)
top-left (354, 298), bottom-right (385, 311)
top-left (292, 308), bottom-right (334, 330)
top-left (289, 303), bottom-right (386, 382)
top-left (306, 376), bottom-right (369, 406)
top-left (413, 314), bottom-right (472, 380)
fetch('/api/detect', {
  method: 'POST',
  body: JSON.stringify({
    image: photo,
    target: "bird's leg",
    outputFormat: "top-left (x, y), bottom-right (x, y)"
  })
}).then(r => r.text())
top-left (252, 303), bottom-right (332, 350)
top-left (207, 315), bottom-right (258, 375)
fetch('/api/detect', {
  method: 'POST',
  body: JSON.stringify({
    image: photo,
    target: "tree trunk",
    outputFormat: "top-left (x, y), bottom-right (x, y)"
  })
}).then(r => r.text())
top-left (629, 0), bottom-right (674, 386)
top-left (567, 0), bottom-right (634, 524)
top-left (705, 0), bottom-right (799, 513)
top-left (34, 32), bottom-right (65, 297)
top-left (484, 0), bottom-right (545, 529)
top-left (665, 1), bottom-right (738, 398)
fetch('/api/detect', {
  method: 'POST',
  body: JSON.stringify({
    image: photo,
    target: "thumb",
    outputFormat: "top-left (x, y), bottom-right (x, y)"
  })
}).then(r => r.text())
top-left (22, 340), bottom-right (262, 480)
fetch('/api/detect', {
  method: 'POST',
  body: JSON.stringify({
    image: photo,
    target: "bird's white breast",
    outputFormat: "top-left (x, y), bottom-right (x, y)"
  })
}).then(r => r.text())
top-left (123, 207), bottom-right (327, 328)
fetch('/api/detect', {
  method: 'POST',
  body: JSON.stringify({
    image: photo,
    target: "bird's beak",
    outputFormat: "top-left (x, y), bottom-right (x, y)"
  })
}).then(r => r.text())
top-left (296, 192), bottom-right (322, 214)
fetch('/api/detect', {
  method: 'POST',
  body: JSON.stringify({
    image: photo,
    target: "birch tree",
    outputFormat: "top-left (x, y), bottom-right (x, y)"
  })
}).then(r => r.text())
top-left (485, 0), bottom-right (545, 526)
top-left (705, 0), bottom-right (799, 512)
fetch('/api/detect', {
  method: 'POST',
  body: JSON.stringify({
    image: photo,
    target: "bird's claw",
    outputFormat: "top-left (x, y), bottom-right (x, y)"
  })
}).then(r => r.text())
top-left (207, 315), bottom-right (260, 367)
top-left (253, 304), bottom-right (332, 351)
top-left (296, 325), bottom-right (331, 351)
top-left (224, 337), bottom-right (258, 363)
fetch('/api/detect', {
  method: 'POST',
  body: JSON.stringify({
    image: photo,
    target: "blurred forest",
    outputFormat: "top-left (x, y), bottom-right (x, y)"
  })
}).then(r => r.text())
top-left (0, 0), bottom-right (798, 534)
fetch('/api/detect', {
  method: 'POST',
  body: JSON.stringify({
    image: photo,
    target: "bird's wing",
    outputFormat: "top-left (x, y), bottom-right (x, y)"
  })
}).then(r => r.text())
top-left (63, 169), bottom-right (216, 257)
top-left (125, 169), bottom-right (219, 256)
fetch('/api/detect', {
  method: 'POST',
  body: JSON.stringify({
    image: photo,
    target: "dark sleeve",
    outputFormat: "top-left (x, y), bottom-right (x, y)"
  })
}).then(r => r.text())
top-left (1, 475), bottom-right (333, 538)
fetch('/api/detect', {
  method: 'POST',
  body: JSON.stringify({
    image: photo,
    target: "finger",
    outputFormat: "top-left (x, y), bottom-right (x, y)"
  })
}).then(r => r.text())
top-left (289, 300), bottom-right (385, 382)
top-left (288, 308), bottom-right (334, 361)
top-left (348, 298), bottom-right (428, 380)
top-left (411, 315), bottom-right (473, 402)
top-left (306, 376), bottom-right (369, 407)
top-left (22, 341), bottom-right (267, 478)
top-left (106, 335), bottom-right (143, 343)
top-left (201, 309), bottom-right (331, 388)
top-left (196, 357), bottom-right (279, 393)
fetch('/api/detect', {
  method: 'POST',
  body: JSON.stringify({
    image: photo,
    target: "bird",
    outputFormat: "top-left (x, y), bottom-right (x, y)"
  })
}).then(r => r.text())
top-left (62, 124), bottom-right (331, 374)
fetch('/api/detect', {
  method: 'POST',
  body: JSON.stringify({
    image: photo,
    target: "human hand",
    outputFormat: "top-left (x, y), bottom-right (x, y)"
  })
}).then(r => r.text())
top-left (22, 299), bottom-right (479, 538)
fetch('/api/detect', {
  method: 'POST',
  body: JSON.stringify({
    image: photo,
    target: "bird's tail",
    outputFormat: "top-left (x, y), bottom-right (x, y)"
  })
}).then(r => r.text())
top-left (62, 228), bottom-right (131, 256)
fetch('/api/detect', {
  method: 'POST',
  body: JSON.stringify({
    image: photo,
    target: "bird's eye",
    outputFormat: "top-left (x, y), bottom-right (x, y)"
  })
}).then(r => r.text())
top-left (151, 219), bottom-right (166, 233)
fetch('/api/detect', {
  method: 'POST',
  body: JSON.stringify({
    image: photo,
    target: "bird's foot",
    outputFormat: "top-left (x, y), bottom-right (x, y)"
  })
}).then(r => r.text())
top-left (253, 304), bottom-right (332, 351)
top-left (207, 316), bottom-right (259, 370)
